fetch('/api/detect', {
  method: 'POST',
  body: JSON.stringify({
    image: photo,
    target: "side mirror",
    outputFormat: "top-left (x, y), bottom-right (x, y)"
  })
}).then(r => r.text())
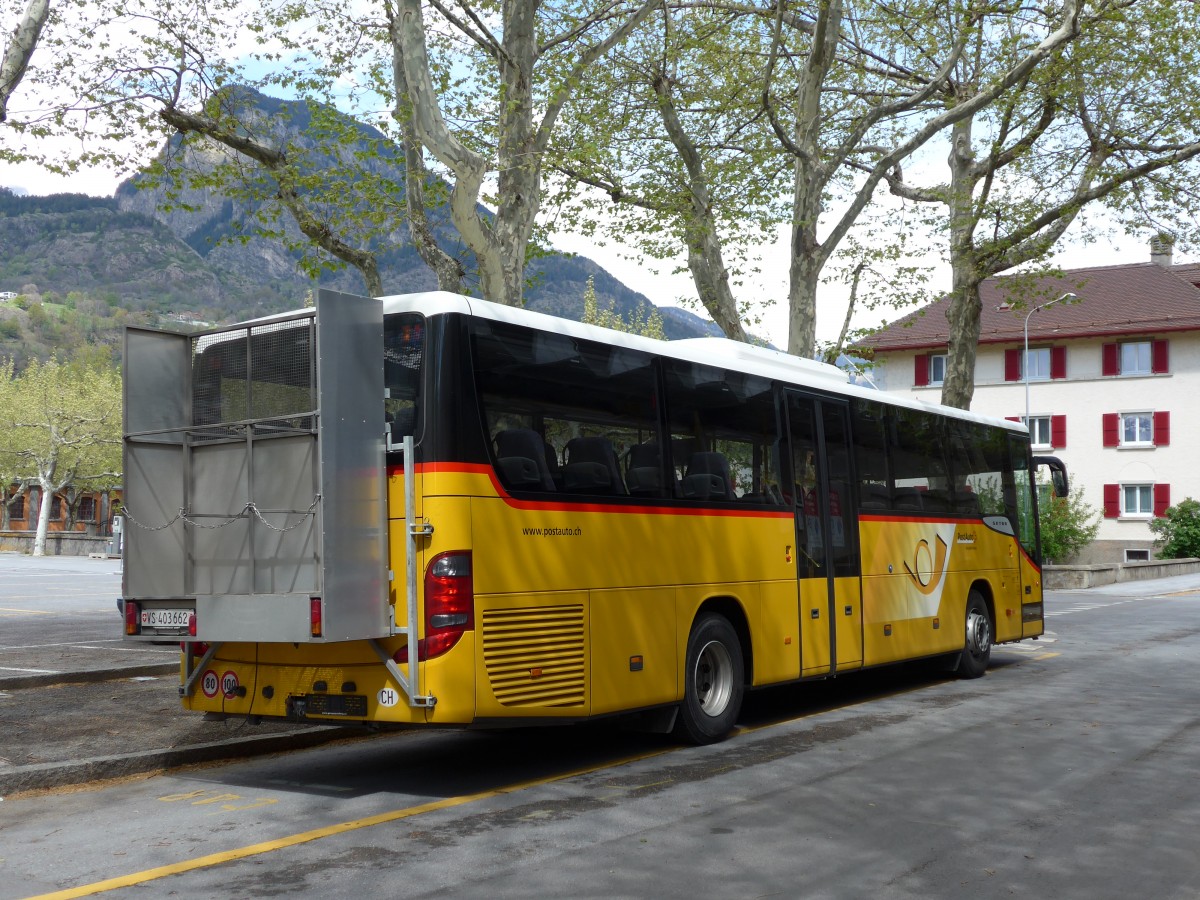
top-left (1033, 456), bottom-right (1068, 498)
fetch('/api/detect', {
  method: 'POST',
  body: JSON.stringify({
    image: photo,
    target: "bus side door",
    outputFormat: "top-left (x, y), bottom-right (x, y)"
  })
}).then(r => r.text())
top-left (784, 391), bottom-right (863, 676)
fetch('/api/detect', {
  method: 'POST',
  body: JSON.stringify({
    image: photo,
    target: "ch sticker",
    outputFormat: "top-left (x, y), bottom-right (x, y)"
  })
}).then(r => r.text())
top-left (904, 534), bottom-right (949, 595)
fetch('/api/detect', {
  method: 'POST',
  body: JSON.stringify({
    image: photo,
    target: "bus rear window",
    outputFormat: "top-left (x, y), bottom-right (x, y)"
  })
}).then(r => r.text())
top-left (385, 314), bottom-right (424, 443)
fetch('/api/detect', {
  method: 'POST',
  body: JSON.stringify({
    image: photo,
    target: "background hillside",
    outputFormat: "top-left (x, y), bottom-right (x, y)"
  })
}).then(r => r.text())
top-left (0, 90), bottom-right (725, 365)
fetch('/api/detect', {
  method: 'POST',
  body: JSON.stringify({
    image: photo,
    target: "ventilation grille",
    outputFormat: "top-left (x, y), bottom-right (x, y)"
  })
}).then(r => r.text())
top-left (482, 605), bottom-right (586, 708)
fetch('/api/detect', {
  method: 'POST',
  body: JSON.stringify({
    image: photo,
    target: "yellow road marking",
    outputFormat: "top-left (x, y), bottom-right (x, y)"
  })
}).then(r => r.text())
top-left (0, 607), bottom-right (55, 615)
top-left (26, 745), bottom-right (673, 899)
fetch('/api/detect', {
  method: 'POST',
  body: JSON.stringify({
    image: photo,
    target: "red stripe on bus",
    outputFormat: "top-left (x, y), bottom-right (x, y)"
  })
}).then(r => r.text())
top-left (387, 461), bottom-right (793, 519)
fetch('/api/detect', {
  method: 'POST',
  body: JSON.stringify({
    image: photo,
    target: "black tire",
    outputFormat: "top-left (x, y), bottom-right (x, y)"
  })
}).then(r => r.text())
top-left (957, 589), bottom-right (993, 679)
top-left (675, 613), bottom-right (745, 744)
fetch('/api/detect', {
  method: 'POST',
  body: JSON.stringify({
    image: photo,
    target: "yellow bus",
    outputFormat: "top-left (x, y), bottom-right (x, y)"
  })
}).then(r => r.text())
top-left (121, 290), bottom-right (1062, 744)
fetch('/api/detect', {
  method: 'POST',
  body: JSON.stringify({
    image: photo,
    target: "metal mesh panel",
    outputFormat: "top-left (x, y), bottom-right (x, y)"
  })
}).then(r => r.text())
top-left (190, 318), bottom-right (316, 439)
top-left (191, 330), bottom-right (247, 441)
top-left (249, 320), bottom-right (316, 423)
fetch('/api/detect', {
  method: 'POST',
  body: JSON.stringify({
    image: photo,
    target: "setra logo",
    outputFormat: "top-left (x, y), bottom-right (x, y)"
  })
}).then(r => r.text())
top-left (903, 533), bottom-right (950, 596)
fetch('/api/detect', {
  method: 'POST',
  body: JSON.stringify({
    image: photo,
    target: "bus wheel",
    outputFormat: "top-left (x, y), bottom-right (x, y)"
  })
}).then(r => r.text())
top-left (675, 613), bottom-right (744, 744)
top-left (957, 590), bottom-right (992, 679)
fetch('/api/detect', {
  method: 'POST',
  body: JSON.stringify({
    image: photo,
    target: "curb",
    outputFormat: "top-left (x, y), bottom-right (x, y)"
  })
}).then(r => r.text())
top-left (0, 725), bottom-right (362, 797)
top-left (0, 663), bottom-right (179, 691)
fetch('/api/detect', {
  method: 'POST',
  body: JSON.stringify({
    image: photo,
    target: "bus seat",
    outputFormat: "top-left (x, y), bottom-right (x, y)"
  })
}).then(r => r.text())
top-left (494, 428), bottom-right (557, 491)
top-left (626, 442), bottom-right (663, 496)
top-left (683, 452), bottom-right (732, 500)
top-left (860, 482), bottom-right (889, 509)
top-left (563, 461), bottom-right (614, 493)
top-left (893, 487), bottom-right (923, 510)
top-left (564, 436), bottom-right (627, 495)
top-left (496, 456), bottom-right (544, 489)
top-left (955, 492), bottom-right (981, 515)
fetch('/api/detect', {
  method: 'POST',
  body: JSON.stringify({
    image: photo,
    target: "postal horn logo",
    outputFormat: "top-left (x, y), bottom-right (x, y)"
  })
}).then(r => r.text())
top-left (903, 534), bottom-right (950, 596)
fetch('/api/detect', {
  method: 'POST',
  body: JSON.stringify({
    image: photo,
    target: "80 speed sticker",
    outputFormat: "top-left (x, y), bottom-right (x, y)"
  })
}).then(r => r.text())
top-left (201, 670), bottom-right (220, 698)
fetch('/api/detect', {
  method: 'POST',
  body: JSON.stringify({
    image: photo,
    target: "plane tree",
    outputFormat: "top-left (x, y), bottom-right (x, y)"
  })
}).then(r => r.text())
top-left (880, 0), bottom-right (1200, 409)
top-left (552, 0), bottom-right (1091, 357)
top-left (0, 352), bottom-right (121, 556)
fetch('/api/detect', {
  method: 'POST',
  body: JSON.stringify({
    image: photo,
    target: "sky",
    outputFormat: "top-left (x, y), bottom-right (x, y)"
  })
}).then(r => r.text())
top-left (0, 151), bottom-right (1165, 352)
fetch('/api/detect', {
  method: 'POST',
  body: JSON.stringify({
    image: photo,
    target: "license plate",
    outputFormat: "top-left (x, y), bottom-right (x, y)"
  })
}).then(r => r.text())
top-left (140, 608), bottom-right (193, 629)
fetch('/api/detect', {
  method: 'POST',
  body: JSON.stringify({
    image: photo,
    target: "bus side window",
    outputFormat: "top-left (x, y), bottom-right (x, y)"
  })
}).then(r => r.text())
top-left (471, 320), bottom-right (660, 500)
top-left (851, 399), bottom-right (891, 510)
top-left (663, 361), bottom-right (779, 505)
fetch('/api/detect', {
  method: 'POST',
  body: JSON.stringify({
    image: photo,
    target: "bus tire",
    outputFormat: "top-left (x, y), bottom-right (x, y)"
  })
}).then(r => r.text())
top-left (957, 589), bottom-right (992, 679)
top-left (675, 613), bottom-right (744, 745)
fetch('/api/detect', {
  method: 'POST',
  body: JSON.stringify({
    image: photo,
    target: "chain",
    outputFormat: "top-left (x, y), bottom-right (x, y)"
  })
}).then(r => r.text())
top-left (120, 507), bottom-right (185, 532)
top-left (247, 495), bottom-right (323, 533)
top-left (122, 495), bottom-right (322, 533)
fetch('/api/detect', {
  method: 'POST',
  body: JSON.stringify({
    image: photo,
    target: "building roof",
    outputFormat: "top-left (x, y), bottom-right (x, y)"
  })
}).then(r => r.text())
top-left (861, 261), bottom-right (1200, 352)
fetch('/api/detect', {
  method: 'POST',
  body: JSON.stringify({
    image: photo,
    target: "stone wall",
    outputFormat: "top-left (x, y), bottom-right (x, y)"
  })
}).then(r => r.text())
top-left (0, 532), bottom-right (117, 557)
top-left (1044, 558), bottom-right (1200, 590)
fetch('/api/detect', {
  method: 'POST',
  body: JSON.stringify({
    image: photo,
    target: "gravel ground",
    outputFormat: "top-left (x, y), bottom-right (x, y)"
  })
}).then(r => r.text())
top-left (0, 674), bottom-right (361, 795)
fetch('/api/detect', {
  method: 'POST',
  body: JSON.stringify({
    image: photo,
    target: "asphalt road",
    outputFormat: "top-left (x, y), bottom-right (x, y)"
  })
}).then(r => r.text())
top-left (0, 552), bottom-right (172, 683)
top-left (1, 563), bottom-right (1198, 898)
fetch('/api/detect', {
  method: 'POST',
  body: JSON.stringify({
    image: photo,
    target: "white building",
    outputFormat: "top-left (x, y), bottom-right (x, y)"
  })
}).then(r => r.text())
top-left (860, 243), bottom-right (1200, 564)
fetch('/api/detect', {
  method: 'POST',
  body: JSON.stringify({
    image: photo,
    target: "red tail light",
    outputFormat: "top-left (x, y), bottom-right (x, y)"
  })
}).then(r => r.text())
top-left (124, 600), bottom-right (140, 635)
top-left (394, 551), bottom-right (473, 664)
top-left (311, 597), bottom-right (323, 637)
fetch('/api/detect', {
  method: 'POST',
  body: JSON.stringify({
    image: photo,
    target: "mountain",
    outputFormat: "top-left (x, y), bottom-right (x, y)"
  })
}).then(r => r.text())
top-left (1, 88), bottom-right (727, 363)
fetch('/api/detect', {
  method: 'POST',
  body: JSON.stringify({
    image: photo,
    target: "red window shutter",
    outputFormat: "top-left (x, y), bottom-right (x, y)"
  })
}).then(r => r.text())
top-left (1050, 346), bottom-right (1066, 379)
top-left (1103, 484), bottom-right (1120, 518)
top-left (1154, 484), bottom-right (1171, 517)
top-left (1154, 411), bottom-right (1170, 446)
top-left (1102, 342), bottom-right (1119, 376)
top-left (1051, 415), bottom-right (1066, 448)
top-left (1005, 416), bottom-right (1022, 423)
top-left (914, 354), bottom-right (929, 387)
top-left (1152, 339), bottom-right (1169, 374)
top-left (1102, 413), bottom-right (1120, 447)
top-left (1004, 349), bottom-right (1022, 382)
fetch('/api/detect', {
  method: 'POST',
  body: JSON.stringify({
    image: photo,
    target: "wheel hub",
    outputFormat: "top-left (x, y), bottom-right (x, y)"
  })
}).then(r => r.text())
top-left (695, 639), bottom-right (734, 718)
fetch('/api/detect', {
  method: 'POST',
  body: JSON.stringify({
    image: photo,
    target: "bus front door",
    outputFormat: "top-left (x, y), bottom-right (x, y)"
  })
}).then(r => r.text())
top-left (785, 392), bottom-right (863, 677)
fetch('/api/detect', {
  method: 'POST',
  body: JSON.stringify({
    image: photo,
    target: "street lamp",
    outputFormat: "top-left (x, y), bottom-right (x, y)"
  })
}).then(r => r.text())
top-left (1024, 292), bottom-right (1077, 424)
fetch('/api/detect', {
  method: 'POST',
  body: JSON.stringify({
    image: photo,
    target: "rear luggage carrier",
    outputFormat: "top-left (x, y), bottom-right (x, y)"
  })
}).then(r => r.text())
top-left (121, 289), bottom-right (433, 707)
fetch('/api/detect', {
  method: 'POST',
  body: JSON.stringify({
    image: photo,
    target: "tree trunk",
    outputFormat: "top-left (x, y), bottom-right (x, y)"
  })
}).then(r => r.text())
top-left (0, 0), bottom-right (49, 122)
top-left (388, 12), bottom-right (466, 293)
top-left (394, 0), bottom-right (657, 307)
top-left (784, 0), bottom-right (841, 359)
top-left (941, 117), bottom-right (983, 410)
top-left (492, 0), bottom-right (539, 307)
top-left (653, 71), bottom-right (748, 342)
top-left (33, 482), bottom-right (52, 556)
top-left (786, 253), bottom-right (821, 358)
top-left (394, 0), bottom-right (506, 301)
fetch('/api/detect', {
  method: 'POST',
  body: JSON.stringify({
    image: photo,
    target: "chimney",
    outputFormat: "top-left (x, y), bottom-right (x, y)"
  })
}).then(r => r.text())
top-left (1150, 233), bottom-right (1175, 267)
